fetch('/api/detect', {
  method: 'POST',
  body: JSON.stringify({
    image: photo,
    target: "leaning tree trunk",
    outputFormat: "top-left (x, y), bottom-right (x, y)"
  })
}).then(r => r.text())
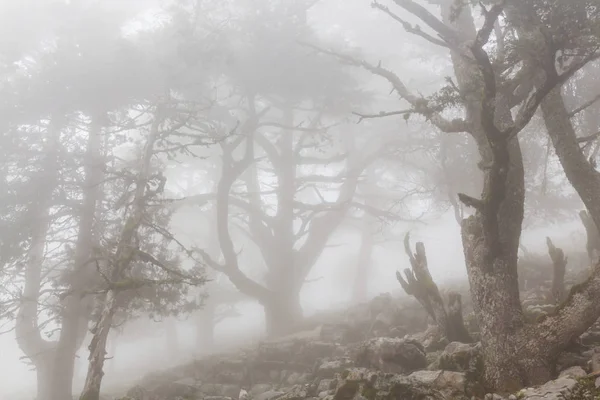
top-left (79, 291), bottom-right (119, 400)
top-left (80, 105), bottom-right (164, 399)
top-left (398, 233), bottom-right (472, 343)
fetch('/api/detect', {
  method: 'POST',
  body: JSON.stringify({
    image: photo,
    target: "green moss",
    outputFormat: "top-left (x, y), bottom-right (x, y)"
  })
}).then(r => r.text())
top-left (574, 376), bottom-right (600, 400)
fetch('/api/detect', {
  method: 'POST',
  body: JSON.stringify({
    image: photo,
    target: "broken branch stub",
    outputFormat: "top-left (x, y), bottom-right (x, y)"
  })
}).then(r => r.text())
top-left (397, 233), bottom-right (472, 343)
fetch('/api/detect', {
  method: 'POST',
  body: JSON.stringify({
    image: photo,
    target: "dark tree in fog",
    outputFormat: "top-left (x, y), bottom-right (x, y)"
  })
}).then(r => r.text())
top-left (320, 0), bottom-right (600, 391)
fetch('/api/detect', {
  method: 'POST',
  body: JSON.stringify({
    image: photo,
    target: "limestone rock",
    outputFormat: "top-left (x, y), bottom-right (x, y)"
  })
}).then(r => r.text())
top-left (352, 337), bottom-right (427, 374)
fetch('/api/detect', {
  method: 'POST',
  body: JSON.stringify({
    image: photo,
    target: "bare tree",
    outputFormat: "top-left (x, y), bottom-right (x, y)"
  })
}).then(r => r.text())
top-left (316, 0), bottom-right (599, 391)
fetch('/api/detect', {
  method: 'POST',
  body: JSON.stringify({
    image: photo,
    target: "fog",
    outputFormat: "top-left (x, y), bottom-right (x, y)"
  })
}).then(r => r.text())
top-left (0, 0), bottom-right (598, 399)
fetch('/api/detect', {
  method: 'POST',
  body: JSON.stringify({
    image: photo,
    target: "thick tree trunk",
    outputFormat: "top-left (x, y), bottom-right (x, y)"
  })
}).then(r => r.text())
top-left (436, 2), bottom-right (529, 390)
top-left (15, 117), bottom-right (63, 400)
top-left (36, 355), bottom-right (55, 400)
top-left (263, 291), bottom-right (303, 337)
top-left (51, 113), bottom-right (106, 400)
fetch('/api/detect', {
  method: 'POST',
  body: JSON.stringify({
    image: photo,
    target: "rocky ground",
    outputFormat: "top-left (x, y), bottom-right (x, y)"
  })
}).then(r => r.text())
top-left (107, 250), bottom-right (600, 400)
top-left (109, 279), bottom-right (600, 400)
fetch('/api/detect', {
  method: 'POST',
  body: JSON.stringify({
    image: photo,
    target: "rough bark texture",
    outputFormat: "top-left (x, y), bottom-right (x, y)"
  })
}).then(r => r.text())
top-left (79, 291), bottom-right (118, 400)
top-left (398, 233), bottom-right (472, 344)
top-left (546, 237), bottom-right (567, 304)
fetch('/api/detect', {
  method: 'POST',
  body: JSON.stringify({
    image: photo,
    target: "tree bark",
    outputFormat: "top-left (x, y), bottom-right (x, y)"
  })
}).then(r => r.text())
top-left (579, 210), bottom-right (600, 267)
top-left (79, 291), bottom-right (119, 400)
top-left (262, 291), bottom-right (303, 337)
top-left (15, 117), bottom-right (62, 400)
top-left (398, 233), bottom-right (472, 343)
top-left (36, 355), bottom-right (55, 400)
top-left (80, 105), bottom-right (164, 399)
top-left (52, 113), bottom-right (106, 400)
top-left (546, 237), bottom-right (567, 304)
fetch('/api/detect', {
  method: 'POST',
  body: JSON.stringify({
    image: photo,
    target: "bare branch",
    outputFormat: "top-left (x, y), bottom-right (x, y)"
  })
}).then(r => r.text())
top-left (569, 93), bottom-right (600, 118)
top-left (371, 1), bottom-right (450, 48)
top-left (301, 43), bottom-right (470, 133)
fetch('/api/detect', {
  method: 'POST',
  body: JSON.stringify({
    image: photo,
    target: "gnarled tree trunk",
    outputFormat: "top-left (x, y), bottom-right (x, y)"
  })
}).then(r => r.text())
top-left (398, 233), bottom-right (472, 343)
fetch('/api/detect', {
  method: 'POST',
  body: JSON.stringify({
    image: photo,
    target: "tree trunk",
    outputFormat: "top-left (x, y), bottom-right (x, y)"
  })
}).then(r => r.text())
top-left (36, 355), bottom-right (55, 400)
top-left (79, 290), bottom-right (118, 400)
top-left (579, 210), bottom-right (600, 267)
top-left (165, 319), bottom-right (179, 358)
top-left (52, 113), bottom-right (106, 400)
top-left (398, 234), bottom-right (472, 343)
top-left (15, 117), bottom-right (63, 400)
top-left (352, 205), bottom-right (375, 303)
top-left (263, 291), bottom-right (303, 337)
top-left (196, 302), bottom-right (215, 353)
top-left (546, 237), bottom-right (567, 304)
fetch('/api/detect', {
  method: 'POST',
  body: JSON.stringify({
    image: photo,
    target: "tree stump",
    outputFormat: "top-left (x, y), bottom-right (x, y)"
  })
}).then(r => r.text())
top-left (396, 233), bottom-right (473, 343)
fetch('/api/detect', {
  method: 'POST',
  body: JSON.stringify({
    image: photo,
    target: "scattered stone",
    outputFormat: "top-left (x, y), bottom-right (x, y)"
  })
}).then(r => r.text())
top-left (352, 337), bottom-right (427, 374)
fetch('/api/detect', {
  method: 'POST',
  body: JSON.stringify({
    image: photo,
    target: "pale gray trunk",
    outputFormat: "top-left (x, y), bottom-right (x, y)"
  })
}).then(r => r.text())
top-left (352, 197), bottom-right (375, 304)
top-left (15, 117), bottom-right (63, 399)
top-left (52, 113), bottom-right (106, 400)
top-left (196, 302), bottom-right (215, 353)
top-left (79, 290), bottom-right (118, 400)
top-left (80, 107), bottom-right (163, 398)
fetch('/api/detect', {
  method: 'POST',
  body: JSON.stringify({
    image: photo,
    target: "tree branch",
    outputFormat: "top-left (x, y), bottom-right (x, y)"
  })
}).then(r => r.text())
top-left (301, 42), bottom-right (470, 133)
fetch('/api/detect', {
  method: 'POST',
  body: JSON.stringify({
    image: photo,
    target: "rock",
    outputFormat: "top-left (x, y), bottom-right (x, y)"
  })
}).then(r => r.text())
top-left (352, 337), bottom-right (427, 374)
top-left (330, 368), bottom-right (467, 400)
top-left (518, 377), bottom-right (579, 400)
top-left (315, 358), bottom-right (354, 378)
top-left (407, 370), bottom-right (467, 397)
top-left (250, 384), bottom-right (273, 396)
top-left (434, 342), bottom-right (481, 372)
top-left (254, 390), bottom-right (285, 400)
top-left (558, 366), bottom-right (586, 379)
top-left (124, 385), bottom-right (152, 400)
top-left (200, 383), bottom-right (242, 398)
top-left (316, 379), bottom-right (334, 393)
top-left (278, 384), bottom-right (310, 400)
top-left (148, 378), bottom-right (201, 399)
top-left (411, 326), bottom-right (449, 352)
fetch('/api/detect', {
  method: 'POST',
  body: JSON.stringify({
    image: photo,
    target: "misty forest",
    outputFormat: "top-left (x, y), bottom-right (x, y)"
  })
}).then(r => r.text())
top-left (1, 0), bottom-right (600, 399)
